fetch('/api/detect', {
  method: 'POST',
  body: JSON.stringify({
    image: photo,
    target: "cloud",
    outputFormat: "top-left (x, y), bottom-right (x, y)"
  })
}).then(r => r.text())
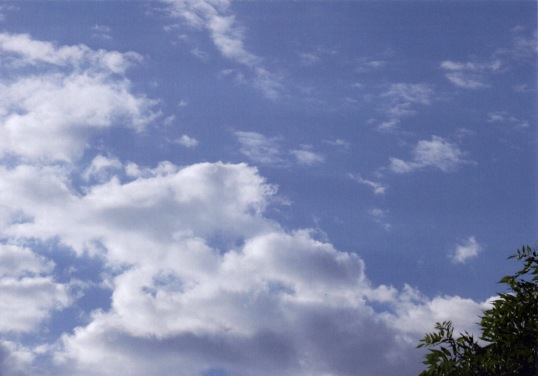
top-left (382, 83), bottom-right (434, 105)
top-left (0, 32), bottom-right (141, 74)
top-left (381, 285), bottom-right (488, 341)
top-left (291, 146), bottom-right (324, 166)
top-left (440, 60), bottom-right (502, 89)
top-left (377, 83), bottom-right (434, 130)
top-left (0, 155), bottom-right (486, 375)
top-left (441, 28), bottom-right (537, 90)
top-left (92, 24), bottom-right (112, 40)
top-left (496, 27), bottom-right (538, 63)
top-left (0, 33), bottom-right (158, 163)
top-left (235, 131), bottom-right (284, 166)
top-left (0, 32), bottom-right (490, 376)
top-left (0, 340), bottom-right (35, 376)
top-left (487, 111), bottom-right (529, 129)
top-left (175, 134), bottom-right (199, 148)
top-left (355, 57), bottom-right (387, 73)
top-left (390, 136), bottom-right (468, 174)
top-left (369, 208), bottom-right (391, 230)
top-left (0, 244), bottom-right (70, 333)
top-left (82, 155), bottom-right (123, 182)
top-left (451, 236), bottom-right (483, 264)
top-left (299, 52), bottom-right (320, 65)
top-left (161, 0), bottom-right (282, 99)
top-left (349, 175), bottom-right (386, 195)
top-left (323, 138), bottom-right (351, 151)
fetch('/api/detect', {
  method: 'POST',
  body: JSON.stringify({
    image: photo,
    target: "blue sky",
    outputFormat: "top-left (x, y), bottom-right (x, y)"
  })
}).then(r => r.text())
top-left (0, 1), bottom-right (536, 375)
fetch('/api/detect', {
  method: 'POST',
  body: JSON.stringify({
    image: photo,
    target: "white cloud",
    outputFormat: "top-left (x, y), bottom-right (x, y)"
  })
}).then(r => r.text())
top-left (0, 340), bottom-right (36, 376)
top-left (0, 244), bottom-right (69, 333)
top-left (349, 175), bottom-right (386, 195)
top-left (381, 285), bottom-right (487, 342)
top-left (291, 147), bottom-right (324, 166)
top-left (0, 32), bottom-right (141, 74)
top-left (390, 136), bottom-right (467, 174)
top-left (0, 29), bottom-right (493, 376)
top-left (382, 83), bottom-right (434, 105)
top-left (439, 60), bottom-right (501, 89)
top-left (496, 27), bottom-right (538, 63)
top-left (369, 208), bottom-right (391, 230)
top-left (235, 131), bottom-right (284, 166)
top-left (299, 52), bottom-right (320, 65)
top-left (323, 138), bottom-right (351, 151)
top-left (0, 156), bottom-right (490, 375)
top-left (377, 83), bottom-right (434, 130)
top-left (92, 24), bottom-right (112, 40)
top-left (161, 0), bottom-right (282, 99)
top-left (451, 236), bottom-right (483, 264)
top-left (443, 72), bottom-right (489, 89)
top-left (0, 33), bottom-right (158, 163)
top-left (175, 134), bottom-right (199, 148)
top-left (355, 57), bottom-right (387, 73)
top-left (487, 111), bottom-right (529, 129)
top-left (82, 155), bottom-right (123, 182)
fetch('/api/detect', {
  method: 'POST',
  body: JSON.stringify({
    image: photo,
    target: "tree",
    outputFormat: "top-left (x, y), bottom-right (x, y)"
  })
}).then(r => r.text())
top-left (417, 245), bottom-right (538, 376)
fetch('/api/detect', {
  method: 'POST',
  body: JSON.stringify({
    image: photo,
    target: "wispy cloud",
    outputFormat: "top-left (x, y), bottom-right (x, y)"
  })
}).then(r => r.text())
top-left (92, 24), bottom-right (112, 40)
top-left (298, 52), bottom-right (320, 66)
top-left (487, 111), bottom-right (529, 130)
top-left (389, 136), bottom-right (468, 174)
top-left (349, 174), bottom-right (386, 195)
top-left (377, 83), bottom-right (434, 130)
top-left (450, 236), bottom-right (483, 264)
top-left (355, 57), bottom-right (387, 73)
top-left (291, 146), bottom-right (324, 166)
top-left (441, 27), bottom-right (537, 90)
top-left (496, 26), bottom-right (538, 63)
top-left (323, 138), bottom-right (351, 151)
top-left (369, 208), bottom-right (391, 230)
top-left (161, 0), bottom-right (282, 99)
top-left (235, 131), bottom-right (284, 166)
top-left (440, 60), bottom-right (500, 89)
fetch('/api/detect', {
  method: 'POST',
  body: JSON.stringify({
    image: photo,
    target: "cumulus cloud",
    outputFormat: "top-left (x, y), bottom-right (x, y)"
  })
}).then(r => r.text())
top-left (0, 244), bottom-right (69, 333)
top-left (0, 155), bottom-right (488, 376)
top-left (82, 155), bottom-right (123, 182)
top-left (0, 33), bottom-right (158, 162)
top-left (161, 0), bottom-right (282, 99)
top-left (0, 32), bottom-right (141, 73)
top-left (390, 136), bottom-right (468, 174)
top-left (451, 236), bottom-right (483, 264)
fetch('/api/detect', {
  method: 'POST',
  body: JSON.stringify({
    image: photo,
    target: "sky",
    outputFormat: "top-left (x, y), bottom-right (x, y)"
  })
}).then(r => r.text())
top-left (0, 1), bottom-right (536, 375)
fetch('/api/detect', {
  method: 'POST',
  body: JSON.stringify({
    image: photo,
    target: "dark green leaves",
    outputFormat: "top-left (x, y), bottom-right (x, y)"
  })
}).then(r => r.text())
top-left (417, 245), bottom-right (538, 376)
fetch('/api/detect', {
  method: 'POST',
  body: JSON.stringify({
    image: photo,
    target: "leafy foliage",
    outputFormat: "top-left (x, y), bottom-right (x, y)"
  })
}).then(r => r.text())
top-left (417, 246), bottom-right (538, 375)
